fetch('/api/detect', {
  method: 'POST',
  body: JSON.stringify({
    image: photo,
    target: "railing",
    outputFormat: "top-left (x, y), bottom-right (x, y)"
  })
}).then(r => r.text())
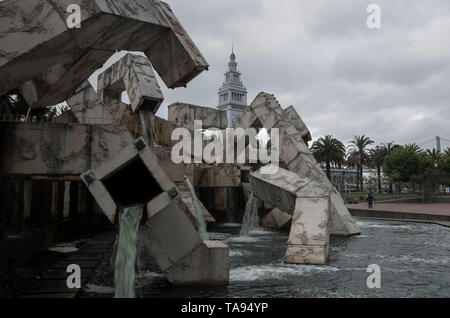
top-left (0, 114), bottom-right (119, 125)
top-left (0, 114), bottom-right (144, 138)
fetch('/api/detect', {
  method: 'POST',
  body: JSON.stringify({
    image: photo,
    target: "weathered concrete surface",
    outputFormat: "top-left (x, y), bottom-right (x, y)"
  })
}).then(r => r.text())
top-left (236, 92), bottom-right (360, 236)
top-left (176, 179), bottom-right (216, 223)
top-left (81, 137), bottom-right (229, 285)
top-left (251, 165), bottom-right (331, 265)
top-left (0, 122), bottom-right (134, 175)
top-left (168, 102), bottom-right (228, 131)
top-left (97, 54), bottom-right (163, 114)
top-left (67, 81), bottom-right (124, 125)
top-left (282, 106), bottom-right (311, 144)
top-left (261, 208), bottom-right (292, 230)
top-left (194, 164), bottom-right (240, 188)
top-left (165, 240), bottom-right (229, 286)
top-left (0, 0), bottom-right (208, 108)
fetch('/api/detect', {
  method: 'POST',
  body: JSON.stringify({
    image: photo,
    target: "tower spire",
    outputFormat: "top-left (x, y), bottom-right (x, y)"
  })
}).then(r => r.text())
top-left (218, 48), bottom-right (248, 128)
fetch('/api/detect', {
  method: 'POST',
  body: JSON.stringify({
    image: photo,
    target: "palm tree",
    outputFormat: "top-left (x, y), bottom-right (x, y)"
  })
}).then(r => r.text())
top-left (426, 149), bottom-right (442, 167)
top-left (444, 148), bottom-right (450, 158)
top-left (369, 146), bottom-right (388, 194)
top-left (311, 135), bottom-right (346, 180)
top-left (404, 143), bottom-right (422, 154)
top-left (348, 135), bottom-right (374, 192)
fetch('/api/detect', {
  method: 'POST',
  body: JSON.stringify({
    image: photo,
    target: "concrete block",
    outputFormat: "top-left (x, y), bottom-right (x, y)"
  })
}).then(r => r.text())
top-left (251, 165), bottom-right (331, 265)
top-left (166, 241), bottom-right (229, 286)
top-left (281, 106), bottom-right (312, 143)
top-left (237, 93), bottom-right (360, 237)
top-left (261, 208), bottom-right (292, 229)
top-left (97, 54), bottom-right (163, 114)
top-left (168, 103), bottom-right (228, 131)
top-left (284, 245), bottom-right (329, 265)
top-left (81, 137), bottom-right (229, 285)
top-left (0, 0), bottom-right (208, 107)
top-left (140, 196), bottom-right (202, 271)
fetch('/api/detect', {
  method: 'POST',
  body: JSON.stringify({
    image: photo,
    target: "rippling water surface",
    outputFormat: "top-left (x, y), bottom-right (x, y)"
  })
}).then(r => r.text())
top-left (83, 219), bottom-right (450, 298)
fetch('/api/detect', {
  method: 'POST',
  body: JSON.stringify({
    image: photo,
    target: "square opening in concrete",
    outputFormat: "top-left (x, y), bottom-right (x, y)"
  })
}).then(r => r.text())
top-left (140, 99), bottom-right (160, 113)
top-left (102, 157), bottom-right (163, 207)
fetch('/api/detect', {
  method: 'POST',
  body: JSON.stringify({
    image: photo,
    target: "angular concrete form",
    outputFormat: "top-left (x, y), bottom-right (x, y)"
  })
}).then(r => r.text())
top-left (236, 92), bottom-right (360, 236)
top-left (168, 102), bottom-right (229, 131)
top-left (0, 0), bottom-right (208, 108)
top-left (282, 106), bottom-right (312, 144)
top-left (261, 208), bottom-right (292, 230)
top-left (251, 165), bottom-right (331, 265)
top-left (66, 81), bottom-right (118, 125)
top-left (80, 137), bottom-right (229, 286)
top-left (97, 54), bottom-right (163, 114)
top-left (0, 122), bottom-right (134, 175)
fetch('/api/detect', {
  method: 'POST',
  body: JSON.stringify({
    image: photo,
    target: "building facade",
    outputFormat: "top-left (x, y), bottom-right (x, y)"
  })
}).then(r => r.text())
top-left (217, 51), bottom-right (248, 128)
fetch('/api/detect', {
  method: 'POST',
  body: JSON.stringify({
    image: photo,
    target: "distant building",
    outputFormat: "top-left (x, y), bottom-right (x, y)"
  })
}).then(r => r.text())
top-left (217, 51), bottom-right (248, 128)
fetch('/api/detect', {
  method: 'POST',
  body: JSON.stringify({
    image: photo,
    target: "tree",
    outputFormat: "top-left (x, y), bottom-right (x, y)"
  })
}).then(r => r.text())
top-left (369, 146), bottom-right (388, 194)
top-left (383, 148), bottom-right (424, 184)
top-left (438, 156), bottom-right (450, 175)
top-left (0, 89), bottom-right (61, 120)
top-left (404, 143), bottom-right (422, 154)
top-left (379, 142), bottom-right (401, 192)
top-left (311, 135), bottom-right (346, 181)
top-left (348, 135), bottom-right (374, 192)
top-left (426, 149), bottom-right (442, 167)
top-left (411, 155), bottom-right (450, 202)
top-left (444, 148), bottom-right (450, 158)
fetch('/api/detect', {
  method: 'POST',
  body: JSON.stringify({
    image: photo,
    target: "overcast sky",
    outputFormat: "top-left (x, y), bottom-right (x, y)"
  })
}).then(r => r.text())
top-left (95, 0), bottom-right (450, 149)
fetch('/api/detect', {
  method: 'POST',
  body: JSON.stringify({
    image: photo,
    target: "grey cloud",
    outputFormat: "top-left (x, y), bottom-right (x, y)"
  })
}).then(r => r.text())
top-left (92, 0), bottom-right (450, 148)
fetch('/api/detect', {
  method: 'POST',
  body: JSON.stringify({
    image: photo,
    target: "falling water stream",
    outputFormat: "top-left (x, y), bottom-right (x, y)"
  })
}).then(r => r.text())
top-left (114, 205), bottom-right (143, 298)
top-left (240, 192), bottom-right (259, 237)
top-left (185, 177), bottom-right (209, 240)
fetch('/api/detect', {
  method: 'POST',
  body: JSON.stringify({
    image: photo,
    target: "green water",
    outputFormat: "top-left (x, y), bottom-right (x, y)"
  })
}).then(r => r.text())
top-left (240, 192), bottom-right (259, 237)
top-left (114, 205), bottom-right (143, 298)
top-left (185, 177), bottom-right (209, 240)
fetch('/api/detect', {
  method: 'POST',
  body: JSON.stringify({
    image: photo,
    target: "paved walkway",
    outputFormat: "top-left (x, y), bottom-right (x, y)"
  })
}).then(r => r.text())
top-left (347, 202), bottom-right (450, 216)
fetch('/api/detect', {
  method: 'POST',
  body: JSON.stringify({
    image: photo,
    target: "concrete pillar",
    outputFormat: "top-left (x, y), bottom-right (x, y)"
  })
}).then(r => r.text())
top-left (251, 165), bottom-right (331, 265)
top-left (51, 181), bottom-right (59, 220)
top-left (23, 178), bottom-right (32, 228)
top-left (63, 181), bottom-right (71, 219)
top-left (77, 182), bottom-right (87, 215)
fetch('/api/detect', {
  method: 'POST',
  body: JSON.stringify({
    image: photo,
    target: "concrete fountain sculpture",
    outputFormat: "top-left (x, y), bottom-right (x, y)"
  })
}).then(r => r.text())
top-left (81, 137), bottom-right (229, 286)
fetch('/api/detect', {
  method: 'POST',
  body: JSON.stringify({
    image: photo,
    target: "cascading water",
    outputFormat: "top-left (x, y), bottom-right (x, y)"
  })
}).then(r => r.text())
top-left (114, 205), bottom-right (143, 298)
top-left (185, 177), bottom-right (209, 240)
top-left (239, 191), bottom-right (259, 237)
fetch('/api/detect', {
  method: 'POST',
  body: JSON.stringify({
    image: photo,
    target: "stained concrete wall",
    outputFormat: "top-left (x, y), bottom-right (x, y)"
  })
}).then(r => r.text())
top-left (0, 175), bottom-right (108, 275)
top-left (0, 122), bottom-right (134, 175)
top-left (168, 103), bottom-right (228, 131)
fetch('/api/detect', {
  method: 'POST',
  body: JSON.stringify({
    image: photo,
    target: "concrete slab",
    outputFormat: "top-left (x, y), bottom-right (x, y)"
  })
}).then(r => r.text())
top-left (250, 165), bottom-right (331, 265)
top-left (0, 0), bottom-right (208, 108)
